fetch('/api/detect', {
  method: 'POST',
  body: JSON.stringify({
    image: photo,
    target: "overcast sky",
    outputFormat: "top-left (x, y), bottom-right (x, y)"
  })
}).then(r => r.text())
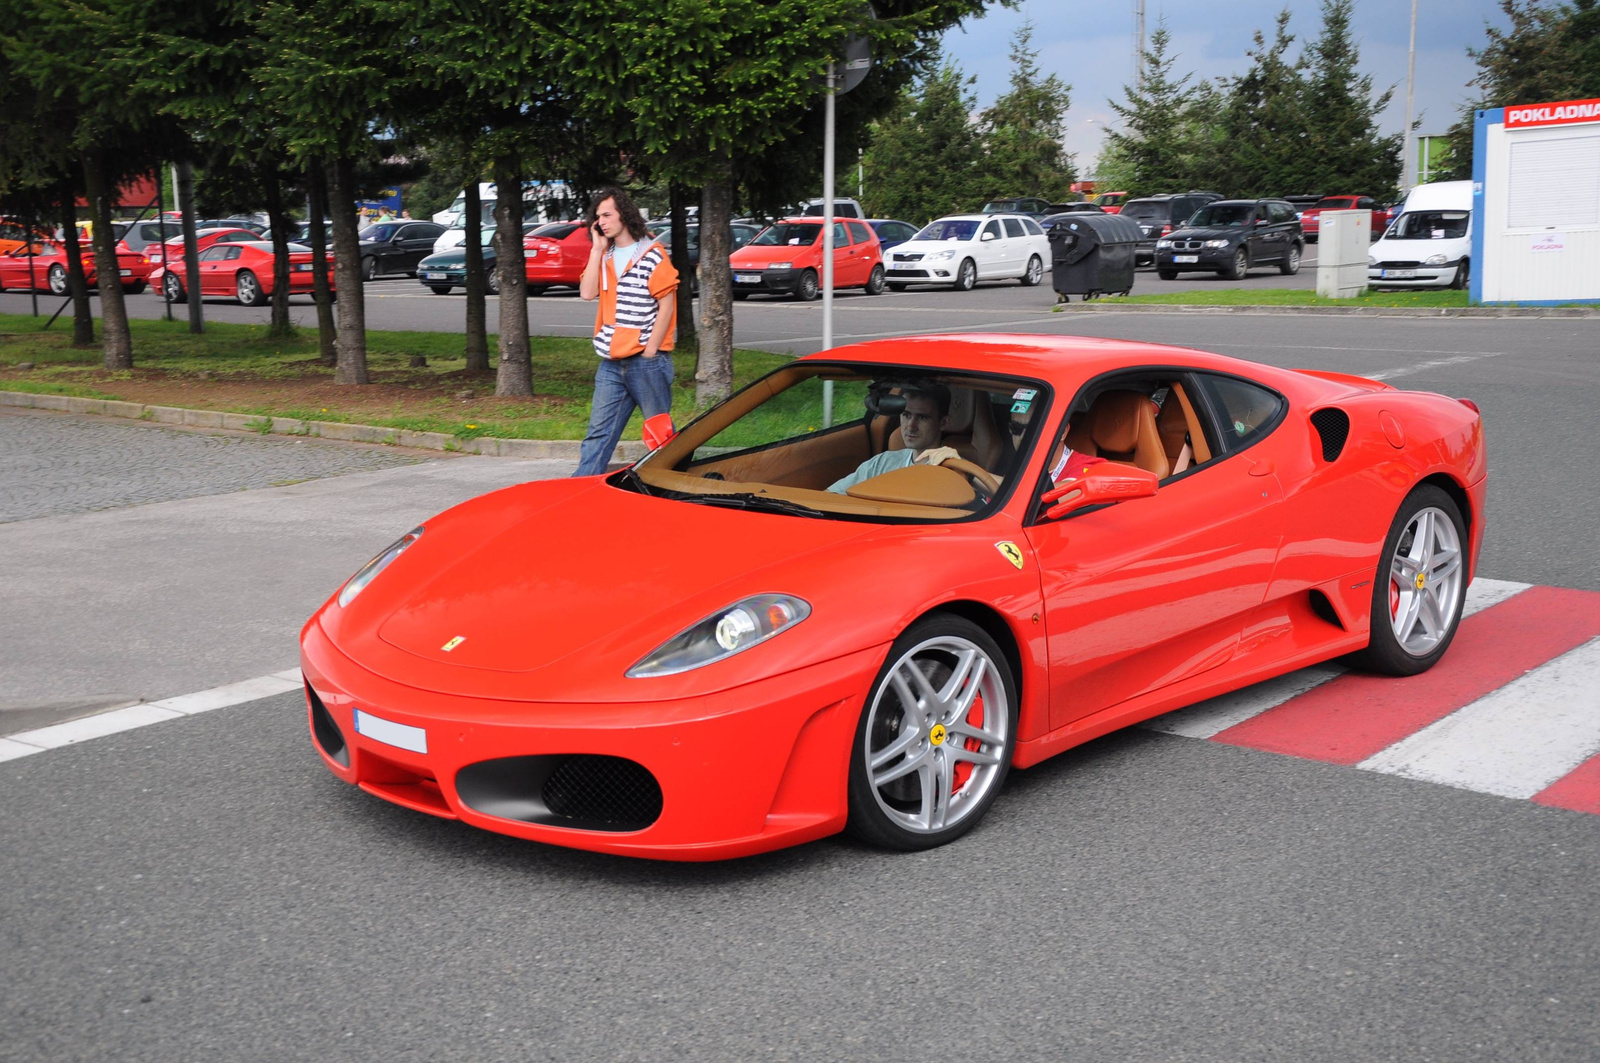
top-left (940, 0), bottom-right (1507, 173)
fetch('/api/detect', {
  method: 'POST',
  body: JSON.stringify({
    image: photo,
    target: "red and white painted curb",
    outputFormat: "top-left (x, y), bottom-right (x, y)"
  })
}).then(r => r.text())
top-left (1144, 578), bottom-right (1600, 815)
top-left (4, 579), bottom-right (1598, 818)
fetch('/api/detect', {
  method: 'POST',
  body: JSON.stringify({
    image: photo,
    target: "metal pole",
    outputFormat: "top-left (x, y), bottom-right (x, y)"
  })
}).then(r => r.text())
top-left (1134, 0), bottom-right (1146, 89)
top-left (822, 59), bottom-right (836, 427)
top-left (1402, 0), bottom-right (1418, 191)
top-left (156, 168), bottom-right (171, 321)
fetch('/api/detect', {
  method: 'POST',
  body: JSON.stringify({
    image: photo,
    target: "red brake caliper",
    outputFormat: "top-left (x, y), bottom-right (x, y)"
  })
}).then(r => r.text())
top-left (1389, 579), bottom-right (1401, 619)
top-left (951, 694), bottom-right (984, 794)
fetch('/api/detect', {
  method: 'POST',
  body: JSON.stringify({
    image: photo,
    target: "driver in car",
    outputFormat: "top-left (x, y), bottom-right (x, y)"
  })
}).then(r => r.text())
top-left (828, 386), bottom-right (961, 493)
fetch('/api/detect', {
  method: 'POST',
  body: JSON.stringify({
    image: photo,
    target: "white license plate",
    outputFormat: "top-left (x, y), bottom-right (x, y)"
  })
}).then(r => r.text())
top-left (1173, 255), bottom-right (1198, 264)
top-left (1382, 269), bottom-right (1417, 278)
top-left (295, 264), bottom-right (312, 272)
top-left (119, 269), bottom-right (133, 276)
top-left (735, 273), bottom-right (762, 284)
top-left (525, 250), bottom-right (536, 258)
top-left (352, 708), bottom-right (428, 754)
top-left (424, 272), bottom-right (447, 280)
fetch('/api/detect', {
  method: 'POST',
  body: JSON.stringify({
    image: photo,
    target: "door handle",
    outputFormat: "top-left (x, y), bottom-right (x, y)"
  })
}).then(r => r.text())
top-left (1248, 459), bottom-right (1275, 477)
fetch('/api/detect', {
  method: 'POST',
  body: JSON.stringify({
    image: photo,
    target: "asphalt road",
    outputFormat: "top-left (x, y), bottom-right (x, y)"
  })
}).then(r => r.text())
top-left (2, 300), bottom-right (1598, 1060)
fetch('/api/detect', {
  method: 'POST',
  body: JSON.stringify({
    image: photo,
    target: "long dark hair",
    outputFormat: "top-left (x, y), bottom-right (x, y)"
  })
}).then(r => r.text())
top-left (588, 187), bottom-right (650, 241)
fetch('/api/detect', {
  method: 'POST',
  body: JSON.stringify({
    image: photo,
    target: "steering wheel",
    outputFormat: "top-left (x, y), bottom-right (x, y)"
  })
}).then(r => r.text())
top-left (940, 457), bottom-right (1002, 499)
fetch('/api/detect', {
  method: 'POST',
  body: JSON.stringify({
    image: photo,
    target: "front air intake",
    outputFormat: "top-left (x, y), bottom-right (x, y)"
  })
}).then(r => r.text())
top-left (1310, 407), bottom-right (1350, 462)
top-left (456, 754), bottom-right (663, 833)
top-left (305, 683), bottom-right (349, 766)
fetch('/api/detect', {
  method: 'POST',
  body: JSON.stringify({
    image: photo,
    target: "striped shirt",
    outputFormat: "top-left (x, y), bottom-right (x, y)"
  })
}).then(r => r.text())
top-left (593, 238), bottom-right (679, 359)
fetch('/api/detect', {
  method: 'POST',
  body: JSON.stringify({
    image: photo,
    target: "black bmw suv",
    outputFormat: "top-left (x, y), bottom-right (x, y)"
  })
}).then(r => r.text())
top-left (1118, 192), bottom-right (1222, 265)
top-left (1154, 198), bottom-right (1304, 280)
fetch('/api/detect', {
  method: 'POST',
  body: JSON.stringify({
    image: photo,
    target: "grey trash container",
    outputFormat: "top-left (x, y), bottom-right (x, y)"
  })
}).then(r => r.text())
top-left (1047, 213), bottom-right (1143, 300)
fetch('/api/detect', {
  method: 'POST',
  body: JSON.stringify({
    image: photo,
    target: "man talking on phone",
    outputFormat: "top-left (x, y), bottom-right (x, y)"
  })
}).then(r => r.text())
top-left (572, 187), bottom-right (679, 477)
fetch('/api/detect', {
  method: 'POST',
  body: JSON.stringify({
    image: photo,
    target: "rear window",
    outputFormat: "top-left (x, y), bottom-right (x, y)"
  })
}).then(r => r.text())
top-left (1317, 197), bottom-right (1359, 210)
top-left (1119, 200), bottom-right (1166, 220)
top-left (532, 223), bottom-right (581, 240)
top-left (982, 200), bottom-right (1022, 214)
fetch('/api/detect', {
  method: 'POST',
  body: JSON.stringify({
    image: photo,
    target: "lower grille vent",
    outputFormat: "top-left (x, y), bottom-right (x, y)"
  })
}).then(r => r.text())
top-left (1310, 407), bottom-right (1350, 462)
top-left (456, 754), bottom-right (663, 832)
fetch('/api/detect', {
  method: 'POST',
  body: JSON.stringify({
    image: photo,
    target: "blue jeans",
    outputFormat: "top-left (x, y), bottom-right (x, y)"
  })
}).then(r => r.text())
top-left (573, 353), bottom-right (675, 476)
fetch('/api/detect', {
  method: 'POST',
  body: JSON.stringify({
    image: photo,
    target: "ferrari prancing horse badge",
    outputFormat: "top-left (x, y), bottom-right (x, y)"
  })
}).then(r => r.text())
top-left (995, 542), bottom-right (1024, 570)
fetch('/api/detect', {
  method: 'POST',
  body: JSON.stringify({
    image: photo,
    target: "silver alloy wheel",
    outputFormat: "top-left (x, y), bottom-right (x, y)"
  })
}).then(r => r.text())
top-left (48, 264), bottom-right (67, 295)
top-left (1387, 505), bottom-right (1465, 657)
top-left (1024, 255), bottom-right (1043, 285)
top-left (237, 271), bottom-right (260, 305)
top-left (863, 635), bottom-right (1011, 834)
top-left (164, 272), bottom-right (184, 302)
top-left (955, 258), bottom-right (976, 290)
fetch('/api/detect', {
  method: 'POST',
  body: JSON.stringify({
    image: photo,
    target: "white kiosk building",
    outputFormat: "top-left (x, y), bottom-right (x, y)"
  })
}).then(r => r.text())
top-left (1473, 97), bottom-right (1600, 305)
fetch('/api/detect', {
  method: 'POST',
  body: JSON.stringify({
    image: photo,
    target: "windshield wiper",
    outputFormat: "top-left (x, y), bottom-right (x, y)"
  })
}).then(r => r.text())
top-left (613, 466), bottom-right (653, 496)
top-left (687, 492), bottom-right (825, 518)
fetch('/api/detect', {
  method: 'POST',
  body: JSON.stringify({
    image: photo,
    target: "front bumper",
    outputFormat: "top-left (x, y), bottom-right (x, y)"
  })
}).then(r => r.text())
top-left (1154, 247), bottom-right (1235, 271)
top-left (1368, 264), bottom-right (1457, 288)
top-left (731, 267), bottom-right (802, 294)
top-left (418, 269), bottom-right (466, 288)
top-left (299, 619), bottom-right (884, 860)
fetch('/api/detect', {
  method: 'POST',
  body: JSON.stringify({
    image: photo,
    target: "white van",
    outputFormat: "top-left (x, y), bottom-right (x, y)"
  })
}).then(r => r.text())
top-left (1368, 180), bottom-right (1472, 289)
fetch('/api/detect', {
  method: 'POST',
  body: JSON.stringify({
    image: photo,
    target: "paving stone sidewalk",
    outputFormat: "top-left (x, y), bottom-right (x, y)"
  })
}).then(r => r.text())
top-left (1, 409), bottom-right (427, 522)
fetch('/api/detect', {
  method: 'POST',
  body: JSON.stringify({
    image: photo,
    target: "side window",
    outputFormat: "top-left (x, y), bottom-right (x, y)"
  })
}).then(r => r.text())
top-left (225, 246), bottom-right (244, 260)
top-left (732, 226), bottom-right (755, 248)
top-left (1022, 218), bottom-right (1044, 236)
top-left (198, 246), bottom-right (225, 261)
top-left (1003, 218), bottom-right (1026, 239)
top-left (982, 220), bottom-right (1002, 240)
top-left (1255, 204), bottom-right (1272, 224)
top-left (832, 221), bottom-right (849, 246)
top-left (846, 220), bottom-right (870, 244)
top-left (1197, 374), bottom-right (1285, 449)
top-left (1357, 197), bottom-right (1375, 209)
top-left (1270, 203), bottom-right (1295, 224)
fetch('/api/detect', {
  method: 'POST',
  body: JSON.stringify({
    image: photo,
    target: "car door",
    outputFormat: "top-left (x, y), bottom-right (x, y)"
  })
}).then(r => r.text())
top-left (1024, 371), bottom-right (1288, 729)
top-left (196, 245), bottom-right (228, 295)
top-left (1001, 217), bottom-right (1030, 276)
top-left (844, 220), bottom-right (876, 285)
top-left (1246, 203), bottom-right (1276, 262)
top-left (977, 219), bottom-right (1005, 277)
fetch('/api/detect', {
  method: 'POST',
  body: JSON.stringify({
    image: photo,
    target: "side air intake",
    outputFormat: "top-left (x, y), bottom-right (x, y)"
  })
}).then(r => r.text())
top-left (1309, 407), bottom-right (1350, 462)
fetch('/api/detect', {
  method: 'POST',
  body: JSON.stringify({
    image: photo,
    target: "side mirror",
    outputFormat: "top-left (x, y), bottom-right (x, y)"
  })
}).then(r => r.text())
top-left (981, 232), bottom-right (997, 241)
top-left (1040, 464), bottom-right (1159, 520)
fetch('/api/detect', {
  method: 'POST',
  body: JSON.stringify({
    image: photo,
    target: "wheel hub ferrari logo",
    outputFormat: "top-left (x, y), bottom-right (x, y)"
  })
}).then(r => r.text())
top-left (929, 723), bottom-right (948, 746)
top-left (994, 541), bottom-right (1024, 569)
top-left (1414, 573), bottom-right (1426, 590)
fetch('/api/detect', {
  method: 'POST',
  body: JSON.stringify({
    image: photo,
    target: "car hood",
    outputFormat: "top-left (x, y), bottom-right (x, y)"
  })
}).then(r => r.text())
top-left (888, 239), bottom-right (972, 252)
top-left (731, 243), bottom-right (817, 265)
top-left (327, 478), bottom-right (897, 701)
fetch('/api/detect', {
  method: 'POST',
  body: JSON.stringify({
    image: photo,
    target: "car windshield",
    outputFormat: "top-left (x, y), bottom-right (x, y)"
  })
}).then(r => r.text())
top-left (751, 222), bottom-right (821, 246)
top-left (1387, 210), bottom-right (1469, 240)
top-left (1188, 204), bottom-right (1255, 228)
top-left (982, 200), bottom-right (1022, 213)
top-left (628, 363), bottom-right (1049, 523)
top-left (913, 219), bottom-right (979, 241)
top-left (450, 204), bottom-right (499, 229)
top-left (1119, 201), bottom-right (1166, 220)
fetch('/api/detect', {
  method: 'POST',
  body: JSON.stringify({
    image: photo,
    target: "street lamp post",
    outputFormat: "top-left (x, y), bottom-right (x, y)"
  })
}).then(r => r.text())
top-left (1402, 0), bottom-right (1419, 191)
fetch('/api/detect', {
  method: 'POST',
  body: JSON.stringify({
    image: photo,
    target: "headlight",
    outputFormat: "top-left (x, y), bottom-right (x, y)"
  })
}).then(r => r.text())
top-left (766, 261), bottom-right (792, 270)
top-left (626, 594), bottom-right (811, 677)
top-left (928, 249), bottom-right (957, 261)
top-left (1155, 239), bottom-right (1173, 249)
top-left (1204, 239), bottom-right (1230, 248)
top-left (1368, 255), bottom-right (1377, 267)
top-left (1424, 253), bottom-right (1449, 266)
top-left (338, 526), bottom-right (423, 607)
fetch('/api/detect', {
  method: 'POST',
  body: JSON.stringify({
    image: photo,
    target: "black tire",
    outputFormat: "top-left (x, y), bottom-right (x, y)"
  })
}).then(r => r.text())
top-left (360, 256), bottom-right (377, 281)
top-left (864, 264), bottom-right (886, 295)
top-left (794, 269), bottom-right (820, 301)
top-left (887, 282), bottom-right (908, 292)
top-left (486, 270), bottom-right (500, 296)
top-left (48, 264), bottom-right (68, 296)
top-left (1279, 244), bottom-right (1302, 275)
top-left (428, 285), bottom-right (452, 295)
top-left (846, 613), bottom-right (1018, 851)
top-left (1450, 258), bottom-right (1469, 290)
top-left (1157, 269), bottom-right (1179, 280)
top-left (732, 291), bottom-right (750, 301)
top-left (526, 284), bottom-right (548, 296)
top-left (1224, 247), bottom-right (1249, 280)
top-left (1019, 254), bottom-right (1044, 287)
top-left (953, 258), bottom-right (977, 291)
top-left (236, 269), bottom-right (266, 306)
top-left (1352, 485), bottom-right (1469, 677)
top-left (163, 272), bottom-right (187, 304)
top-left (123, 280), bottom-right (147, 295)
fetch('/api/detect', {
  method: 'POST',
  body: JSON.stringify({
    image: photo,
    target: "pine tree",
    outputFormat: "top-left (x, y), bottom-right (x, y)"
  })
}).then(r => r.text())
top-left (1104, 24), bottom-right (1200, 196)
top-left (1297, 0), bottom-right (1401, 196)
top-left (1205, 11), bottom-right (1308, 196)
top-left (861, 63), bottom-right (986, 223)
top-left (977, 22), bottom-right (1075, 201)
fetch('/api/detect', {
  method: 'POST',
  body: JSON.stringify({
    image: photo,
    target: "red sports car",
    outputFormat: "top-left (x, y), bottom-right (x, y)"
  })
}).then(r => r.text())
top-left (300, 334), bottom-right (1485, 860)
top-left (1300, 196), bottom-right (1387, 242)
top-left (143, 227), bottom-right (263, 302)
top-left (522, 221), bottom-right (592, 294)
top-left (0, 239), bottom-right (149, 295)
top-left (151, 240), bottom-right (334, 305)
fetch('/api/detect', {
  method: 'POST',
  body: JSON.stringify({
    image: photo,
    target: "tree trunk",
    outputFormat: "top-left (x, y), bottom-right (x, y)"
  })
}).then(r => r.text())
top-left (176, 161), bottom-right (203, 334)
top-left (59, 193), bottom-right (93, 347)
top-left (492, 155), bottom-right (531, 396)
top-left (462, 178), bottom-right (489, 372)
top-left (83, 151), bottom-right (133, 370)
top-left (695, 176), bottom-right (734, 406)
top-left (263, 178), bottom-right (293, 339)
top-left (328, 155), bottom-right (369, 384)
top-left (307, 161), bottom-right (336, 366)
top-left (669, 182), bottom-right (698, 360)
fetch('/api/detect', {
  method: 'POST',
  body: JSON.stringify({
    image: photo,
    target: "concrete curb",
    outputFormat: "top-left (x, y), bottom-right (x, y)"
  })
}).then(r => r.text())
top-left (1052, 302), bottom-right (1600, 317)
top-left (0, 390), bottom-right (644, 463)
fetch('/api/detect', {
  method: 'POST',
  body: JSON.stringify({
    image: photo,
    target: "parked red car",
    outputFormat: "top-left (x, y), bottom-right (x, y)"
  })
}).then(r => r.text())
top-left (0, 239), bottom-right (148, 295)
top-left (1300, 196), bottom-right (1386, 242)
top-left (730, 217), bottom-right (885, 300)
top-left (144, 227), bottom-right (264, 301)
top-left (522, 221), bottom-right (592, 294)
top-left (1093, 191), bottom-right (1130, 214)
top-left (157, 240), bottom-right (333, 305)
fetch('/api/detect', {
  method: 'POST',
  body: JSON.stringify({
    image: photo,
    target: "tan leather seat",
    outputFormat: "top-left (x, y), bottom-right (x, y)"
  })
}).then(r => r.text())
top-left (1156, 392), bottom-right (1190, 468)
top-left (1065, 390), bottom-right (1171, 479)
